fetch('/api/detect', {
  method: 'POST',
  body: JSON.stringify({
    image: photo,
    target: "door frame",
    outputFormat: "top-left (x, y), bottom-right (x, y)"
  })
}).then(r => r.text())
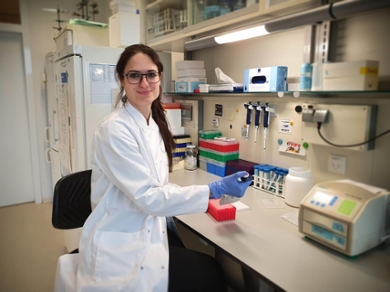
top-left (0, 1), bottom-right (42, 203)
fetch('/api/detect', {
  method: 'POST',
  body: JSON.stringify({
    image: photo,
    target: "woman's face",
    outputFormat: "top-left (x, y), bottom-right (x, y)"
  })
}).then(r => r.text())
top-left (120, 52), bottom-right (161, 115)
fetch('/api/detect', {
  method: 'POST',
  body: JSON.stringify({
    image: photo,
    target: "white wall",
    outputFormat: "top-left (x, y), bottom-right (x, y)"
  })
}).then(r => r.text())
top-left (3, 2), bottom-right (390, 202)
top-left (21, 0), bottom-right (112, 201)
top-left (188, 7), bottom-right (390, 190)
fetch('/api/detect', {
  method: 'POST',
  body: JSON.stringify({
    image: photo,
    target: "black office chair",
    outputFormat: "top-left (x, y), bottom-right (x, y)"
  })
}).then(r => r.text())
top-left (52, 169), bottom-right (92, 253)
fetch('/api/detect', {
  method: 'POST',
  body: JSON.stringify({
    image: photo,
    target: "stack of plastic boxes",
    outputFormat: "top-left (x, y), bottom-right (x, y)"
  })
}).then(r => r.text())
top-left (173, 134), bottom-right (191, 159)
top-left (198, 130), bottom-right (239, 177)
top-left (252, 164), bottom-right (289, 197)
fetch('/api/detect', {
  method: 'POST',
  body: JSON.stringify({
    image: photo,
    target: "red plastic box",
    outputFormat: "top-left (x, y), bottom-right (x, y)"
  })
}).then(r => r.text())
top-left (209, 140), bottom-right (240, 152)
top-left (199, 138), bottom-right (211, 149)
top-left (207, 199), bottom-right (236, 221)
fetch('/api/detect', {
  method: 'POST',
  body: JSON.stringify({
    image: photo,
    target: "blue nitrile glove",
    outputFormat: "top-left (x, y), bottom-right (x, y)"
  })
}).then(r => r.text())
top-left (208, 171), bottom-right (252, 199)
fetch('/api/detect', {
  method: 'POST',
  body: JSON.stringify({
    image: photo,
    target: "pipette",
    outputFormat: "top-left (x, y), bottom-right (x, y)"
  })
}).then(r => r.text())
top-left (254, 102), bottom-right (261, 144)
top-left (262, 102), bottom-right (271, 150)
top-left (219, 174), bottom-right (251, 205)
top-left (243, 102), bottom-right (253, 140)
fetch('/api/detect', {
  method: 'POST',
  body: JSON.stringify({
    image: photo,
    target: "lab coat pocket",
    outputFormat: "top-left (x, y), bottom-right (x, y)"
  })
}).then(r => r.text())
top-left (94, 230), bottom-right (146, 282)
top-left (123, 195), bottom-right (142, 212)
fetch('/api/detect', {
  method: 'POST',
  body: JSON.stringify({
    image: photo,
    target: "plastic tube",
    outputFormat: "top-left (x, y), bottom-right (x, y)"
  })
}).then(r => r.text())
top-left (263, 167), bottom-right (271, 189)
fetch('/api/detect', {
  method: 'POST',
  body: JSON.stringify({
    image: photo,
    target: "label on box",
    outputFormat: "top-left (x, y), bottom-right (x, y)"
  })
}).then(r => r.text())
top-left (323, 60), bottom-right (379, 78)
top-left (175, 77), bottom-right (207, 93)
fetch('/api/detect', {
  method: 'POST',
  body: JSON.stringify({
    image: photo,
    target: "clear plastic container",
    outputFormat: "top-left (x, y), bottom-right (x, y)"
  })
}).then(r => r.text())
top-left (185, 145), bottom-right (198, 171)
top-left (206, 158), bottom-right (226, 177)
top-left (198, 155), bottom-right (208, 172)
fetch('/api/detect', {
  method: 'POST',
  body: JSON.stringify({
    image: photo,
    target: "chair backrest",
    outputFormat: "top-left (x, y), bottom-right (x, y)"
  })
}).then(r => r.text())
top-left (52, 169), bottom-right (92, 229)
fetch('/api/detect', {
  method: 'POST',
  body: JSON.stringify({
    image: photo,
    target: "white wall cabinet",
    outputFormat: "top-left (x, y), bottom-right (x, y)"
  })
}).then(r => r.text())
top-left (142, 0), bottom-right (322, 52)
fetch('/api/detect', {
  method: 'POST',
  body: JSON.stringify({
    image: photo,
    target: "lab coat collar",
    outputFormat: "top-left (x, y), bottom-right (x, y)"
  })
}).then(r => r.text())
top-left (124, 103), bottom-right (158, 133)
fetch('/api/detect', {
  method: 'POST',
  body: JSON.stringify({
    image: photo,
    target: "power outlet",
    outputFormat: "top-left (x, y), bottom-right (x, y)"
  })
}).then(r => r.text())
top-left (328, 154), bottom-right (347, 175)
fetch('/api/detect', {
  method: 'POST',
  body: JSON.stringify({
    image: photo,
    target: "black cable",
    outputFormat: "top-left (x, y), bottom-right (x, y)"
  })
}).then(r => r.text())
top-left (317, 122), bottom-right (390, 148)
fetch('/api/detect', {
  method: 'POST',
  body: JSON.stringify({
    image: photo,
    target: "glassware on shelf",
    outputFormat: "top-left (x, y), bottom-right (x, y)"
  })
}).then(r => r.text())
top-left (149, 7), bottom-right (188, 38)
top-left (220, 0), bottom-right (231, 15)
top-left (234, 0), bottom-right (245, 10)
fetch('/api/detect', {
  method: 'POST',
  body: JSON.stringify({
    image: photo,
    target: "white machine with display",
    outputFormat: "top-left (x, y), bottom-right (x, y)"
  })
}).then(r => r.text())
top-left (298, 180), bottom-right (390, 256)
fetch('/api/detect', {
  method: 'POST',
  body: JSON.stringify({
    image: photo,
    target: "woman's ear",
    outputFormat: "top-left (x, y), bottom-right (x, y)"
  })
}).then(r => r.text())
top-left (119, 75), bottom-right (124, 87)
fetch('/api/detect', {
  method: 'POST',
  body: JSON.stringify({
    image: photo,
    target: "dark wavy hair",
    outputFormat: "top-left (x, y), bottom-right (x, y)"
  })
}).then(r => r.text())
top-left (115, 44), bottom-right (175, 172)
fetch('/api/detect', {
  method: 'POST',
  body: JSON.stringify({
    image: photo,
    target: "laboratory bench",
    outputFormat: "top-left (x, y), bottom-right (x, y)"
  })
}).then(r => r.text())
top-left (169, 169), bottom-right (390, 292)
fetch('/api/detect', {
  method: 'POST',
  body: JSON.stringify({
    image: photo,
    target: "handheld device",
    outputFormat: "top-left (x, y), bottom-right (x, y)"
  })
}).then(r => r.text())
top-left (219, 174), bottom-right (251, 205)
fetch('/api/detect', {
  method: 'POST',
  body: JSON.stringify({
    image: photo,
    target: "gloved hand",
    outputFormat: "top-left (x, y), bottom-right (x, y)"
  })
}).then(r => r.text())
top-left (208, 171), bottom-right (252, 199)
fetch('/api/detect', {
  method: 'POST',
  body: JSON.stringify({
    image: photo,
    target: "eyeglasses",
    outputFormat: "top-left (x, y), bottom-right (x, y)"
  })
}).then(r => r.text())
top-left (123, 71), bottom-right (161, 84)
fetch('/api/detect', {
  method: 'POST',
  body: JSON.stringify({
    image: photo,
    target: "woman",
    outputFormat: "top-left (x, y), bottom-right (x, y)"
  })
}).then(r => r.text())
top-left (76, 44), bottom-right (251, 291)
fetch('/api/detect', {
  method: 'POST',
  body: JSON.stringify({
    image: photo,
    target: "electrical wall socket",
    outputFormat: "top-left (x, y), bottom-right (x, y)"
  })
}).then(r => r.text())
top-left (301, 103), bottom-right (377, 151)
top-left (328, 154), bottom-right (347, 174)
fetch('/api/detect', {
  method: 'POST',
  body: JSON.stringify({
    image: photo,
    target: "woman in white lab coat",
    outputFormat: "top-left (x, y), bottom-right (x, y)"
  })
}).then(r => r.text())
top-left (75, 44), bottom-right (251, 292)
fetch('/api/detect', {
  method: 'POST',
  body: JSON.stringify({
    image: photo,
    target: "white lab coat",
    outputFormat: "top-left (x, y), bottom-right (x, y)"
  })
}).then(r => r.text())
top-left (75, 103), bottom-right (210, 291)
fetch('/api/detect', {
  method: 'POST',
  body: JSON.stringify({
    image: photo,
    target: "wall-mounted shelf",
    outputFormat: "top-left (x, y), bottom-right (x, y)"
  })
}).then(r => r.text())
top-left (165, 90), bottom-right (390, 98)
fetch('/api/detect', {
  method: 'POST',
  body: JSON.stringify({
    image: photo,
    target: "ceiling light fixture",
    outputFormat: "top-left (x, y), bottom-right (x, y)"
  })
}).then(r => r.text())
top-left (214, 25), bottom-right (269, 44)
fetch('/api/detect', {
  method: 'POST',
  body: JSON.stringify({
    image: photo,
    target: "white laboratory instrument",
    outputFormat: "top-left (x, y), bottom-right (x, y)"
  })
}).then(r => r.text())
top-left (298, 180), bottom-right (390, 256)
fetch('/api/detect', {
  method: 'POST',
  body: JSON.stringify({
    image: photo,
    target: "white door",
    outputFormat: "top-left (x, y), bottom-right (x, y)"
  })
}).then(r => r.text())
top-left (0, 31), bottom-right (35, 207)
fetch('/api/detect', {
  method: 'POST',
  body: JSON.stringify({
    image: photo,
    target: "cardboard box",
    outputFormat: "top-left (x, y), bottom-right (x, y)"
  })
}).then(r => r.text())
top-left (323, 60), bottom-right (379, 91)
top-left (55, 23), bottom-right (109, 51)
top-left (165, 109), bottom-right (182, 129)
top-left (109, 12), bottom-right (140, 48)
top-left (175, 77), bottom-right (207, 93)
top-left (244, 66), bottom-right (288, 92)
top-left (209, 83), bottom-right (244, 92)
top-left (175, 60), bottom-right (204, 70)
top-left (176, 68), bottom-right (206, 78)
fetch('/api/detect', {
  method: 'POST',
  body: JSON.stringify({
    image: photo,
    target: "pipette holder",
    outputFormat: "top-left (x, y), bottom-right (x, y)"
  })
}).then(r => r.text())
top-left (265, 105), bottom-right (277, 117)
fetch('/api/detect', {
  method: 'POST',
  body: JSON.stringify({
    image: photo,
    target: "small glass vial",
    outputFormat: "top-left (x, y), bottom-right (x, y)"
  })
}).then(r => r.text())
top-left (284, 167), bottom-right (313, 207)
top-left (185, 145), bottom-right (198, 171)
